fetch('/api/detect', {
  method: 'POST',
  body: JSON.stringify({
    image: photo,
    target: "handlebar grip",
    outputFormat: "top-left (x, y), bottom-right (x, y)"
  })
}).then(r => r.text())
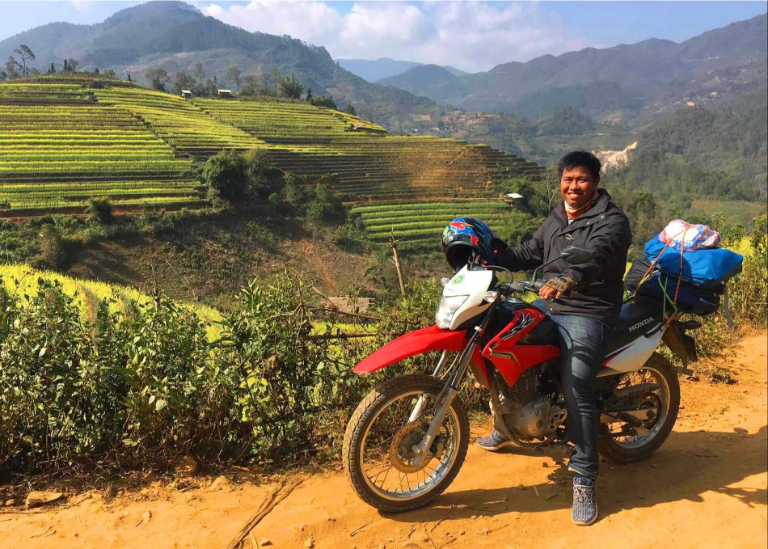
top-left (532, 280), bottom-right (544, 291)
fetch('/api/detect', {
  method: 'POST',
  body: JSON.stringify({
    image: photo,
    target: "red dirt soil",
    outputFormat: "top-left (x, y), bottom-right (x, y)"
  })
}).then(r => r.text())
top-left (1, 333), bottom-right (766, 549)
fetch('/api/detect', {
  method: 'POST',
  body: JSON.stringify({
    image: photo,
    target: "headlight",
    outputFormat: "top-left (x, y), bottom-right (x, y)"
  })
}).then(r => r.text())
top-left (435, 295), bottom-right (469, 329)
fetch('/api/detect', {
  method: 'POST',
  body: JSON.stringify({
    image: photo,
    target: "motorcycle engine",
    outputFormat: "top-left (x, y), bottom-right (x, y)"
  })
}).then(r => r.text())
top-left (495, 366), bottom-right (567, 441)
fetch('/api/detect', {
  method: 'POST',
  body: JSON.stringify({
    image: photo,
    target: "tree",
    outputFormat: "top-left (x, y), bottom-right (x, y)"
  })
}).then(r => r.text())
top-left (48, 63), bottom-right (56, 74)
top-left (309, 95), bottom-right (337, 110)
top-left (344, 104), bottom-right (357, 116)
top-left (13, 45), bottom-right (35, 76)
top-left (145, 67), bottom-right (170, 92)
top-left (204, 78), bottom-right (217, 97)
top-left (63, 59), bottom-right (69, 72)
top-left (127, 73), bottom-right (132, 82)
top-left (241, 75), bottom-right (258, 96)
top-left (305, 87), bottom-right (312, 102)
top-left (0, 71), bottom-right (7, 83)
top-left (172, 71), bottom-right (196, 95)
top-left (93, 67), bottom-right (99, 74)
top-left (104, 69), bottom-right (115, 78)
top-left (5, 57), bottom-right (20, 79)
top-left (226, 66), bottom-right (242, 92)
top-left (194, 63), bottom-right (205, 81)
top-left (259, 66), bottom-right (282, 96)
top-left (202, 150), bottom-right (248, 201)
top-left (278, 71), bottom-right (304, 99)
top-left (67, 59), bottom-right (79, 72)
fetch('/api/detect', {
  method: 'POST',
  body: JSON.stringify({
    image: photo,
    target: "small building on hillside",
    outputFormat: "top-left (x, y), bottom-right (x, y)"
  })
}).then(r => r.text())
top-left (180, 90), bottom-right (193, 99)
top-left (217, 89), bottom-right (232, 97)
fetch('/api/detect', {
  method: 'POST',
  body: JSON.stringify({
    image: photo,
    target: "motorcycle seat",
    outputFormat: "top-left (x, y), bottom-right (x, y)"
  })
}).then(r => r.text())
top-left (606, 301), bottom-right (664, 354)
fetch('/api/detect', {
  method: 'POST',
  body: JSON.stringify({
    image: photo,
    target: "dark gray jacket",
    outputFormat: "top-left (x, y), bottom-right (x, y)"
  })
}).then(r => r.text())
top-left (496, 189), bottom-right (632, 324)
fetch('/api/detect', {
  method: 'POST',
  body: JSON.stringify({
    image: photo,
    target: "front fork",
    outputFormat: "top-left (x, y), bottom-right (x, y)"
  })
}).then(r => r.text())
top-left (412, 323), bottom-right (487, 467)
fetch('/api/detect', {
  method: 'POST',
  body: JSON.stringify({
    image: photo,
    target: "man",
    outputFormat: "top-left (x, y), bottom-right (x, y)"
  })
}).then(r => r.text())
top-left (477, 151), bottom-right (632, 526)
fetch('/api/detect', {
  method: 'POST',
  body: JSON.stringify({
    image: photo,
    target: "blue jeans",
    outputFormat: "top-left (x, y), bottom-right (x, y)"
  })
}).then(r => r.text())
top-left (532, 300), bottom-right (613, 479)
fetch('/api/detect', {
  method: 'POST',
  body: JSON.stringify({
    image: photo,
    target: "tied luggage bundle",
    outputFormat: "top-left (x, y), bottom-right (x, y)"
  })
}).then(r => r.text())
top-left (625, 220), bottom-right (744, 316)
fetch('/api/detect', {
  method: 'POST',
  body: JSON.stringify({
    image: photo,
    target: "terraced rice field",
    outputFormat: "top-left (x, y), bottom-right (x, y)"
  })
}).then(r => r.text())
top-left (352, 200), bottom-right (516, 249)
top-left (0, 78), bottom-right (546, 215)
top-left (0, 83), bottom-right (202, 213)
top-left (96, 88), bottom-right (266, 157)
top-left (195, 98), bottom-right (545, 200)
top-left (0, 264), bottom-right (223, 340)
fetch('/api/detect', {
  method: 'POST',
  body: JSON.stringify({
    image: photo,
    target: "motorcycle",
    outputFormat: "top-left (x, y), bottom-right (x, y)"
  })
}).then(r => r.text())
top-left (342, 245), bottom-right (699, 512)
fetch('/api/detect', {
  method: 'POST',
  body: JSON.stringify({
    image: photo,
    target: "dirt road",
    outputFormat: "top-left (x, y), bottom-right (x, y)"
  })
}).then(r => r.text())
top-left (1, 334), bottom-right (766, 549)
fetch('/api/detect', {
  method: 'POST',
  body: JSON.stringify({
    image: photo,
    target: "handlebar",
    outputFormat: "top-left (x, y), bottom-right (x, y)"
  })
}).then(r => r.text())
top-left (499, 280), bottom-right (544, 295)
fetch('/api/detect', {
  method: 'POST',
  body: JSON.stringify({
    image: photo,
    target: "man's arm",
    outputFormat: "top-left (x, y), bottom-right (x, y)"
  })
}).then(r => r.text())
top-left (496, 223), bottom-right (546, 272)
top-left (564, 214), bottom-right (631, 290)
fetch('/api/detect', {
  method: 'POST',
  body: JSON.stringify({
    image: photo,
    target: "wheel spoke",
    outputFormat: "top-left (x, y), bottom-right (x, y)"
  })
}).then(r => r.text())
top-left (358, 385), bottom-right (462, 501)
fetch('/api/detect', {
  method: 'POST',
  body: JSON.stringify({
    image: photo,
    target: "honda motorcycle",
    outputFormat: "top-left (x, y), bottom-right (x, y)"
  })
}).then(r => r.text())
top-left (342, 245), bottom-right (699, 512)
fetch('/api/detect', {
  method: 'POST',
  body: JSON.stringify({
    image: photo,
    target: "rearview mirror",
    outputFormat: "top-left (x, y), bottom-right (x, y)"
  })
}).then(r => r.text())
top-left (560, 245), bottom-right (594, 265)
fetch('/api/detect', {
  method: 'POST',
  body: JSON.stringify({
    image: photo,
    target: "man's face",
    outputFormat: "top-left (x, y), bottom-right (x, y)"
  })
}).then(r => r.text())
top-left (560, 166), bottom-right (599, 209)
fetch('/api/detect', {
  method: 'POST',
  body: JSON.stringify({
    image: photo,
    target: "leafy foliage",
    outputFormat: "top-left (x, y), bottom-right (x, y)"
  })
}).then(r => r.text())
top-left (201, 150), bottom-right (248, 201)
top-left (85, 197), bottom-right (115, 225)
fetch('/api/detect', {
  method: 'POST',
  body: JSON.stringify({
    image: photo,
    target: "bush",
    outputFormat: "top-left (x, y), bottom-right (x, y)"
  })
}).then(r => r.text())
top-left (37, 225), bottom-right (67, 268)
top-left (309, 95), bottom-right (337, 110)
top-left (728, 214), bottom-right (767, 326)
top-left (244, 149), bottom-right (284, 200)
top-left (85, 197), bottom-right (114, 225)
top-left (201, 150), bottom-right (247, 201)
top-left (306, 183), bottom-right (345, 226)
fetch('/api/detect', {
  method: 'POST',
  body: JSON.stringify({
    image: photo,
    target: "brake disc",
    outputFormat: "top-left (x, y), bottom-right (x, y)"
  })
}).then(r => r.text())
top-left (388, 422), bottom-right (432, 473)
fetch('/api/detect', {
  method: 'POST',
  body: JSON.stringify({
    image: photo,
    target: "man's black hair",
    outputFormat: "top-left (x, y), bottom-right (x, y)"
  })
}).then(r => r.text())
top-left (558, 151), bottom-right (601, 182)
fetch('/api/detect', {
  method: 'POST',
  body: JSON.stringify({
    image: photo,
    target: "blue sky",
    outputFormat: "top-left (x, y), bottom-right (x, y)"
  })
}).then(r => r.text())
top-left (2, 1), bottom-right (766, 71)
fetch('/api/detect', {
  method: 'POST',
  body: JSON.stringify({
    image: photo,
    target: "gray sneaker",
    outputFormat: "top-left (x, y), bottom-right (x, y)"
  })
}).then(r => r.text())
top-left (572, 476), bottom-right (598, 525)
top-left (476, 430), bottom-right (514, 451)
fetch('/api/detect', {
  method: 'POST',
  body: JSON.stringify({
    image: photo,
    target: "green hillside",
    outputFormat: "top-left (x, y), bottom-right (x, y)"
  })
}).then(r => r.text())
top-left (0, 1), bottom-right (439, 129)
top-left (0, 76), bottom-right (544, 215)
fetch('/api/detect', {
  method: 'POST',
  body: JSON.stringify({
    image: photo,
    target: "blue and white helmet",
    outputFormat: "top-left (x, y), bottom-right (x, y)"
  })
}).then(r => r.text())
top-left (441, 217), bottom-right (496, 271)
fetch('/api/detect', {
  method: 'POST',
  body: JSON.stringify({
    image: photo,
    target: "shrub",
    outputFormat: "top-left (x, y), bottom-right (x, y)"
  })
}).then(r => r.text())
top-left (37, 225), bottom-right (67, 268)
top-left (85, 197), bottom-right (114, 225)
top-left (244, 149), bottom-right (284, 199)
top-left (201, 150), bottom-right (247, 201)
top-left (306, 183), bottom-right (345, 226)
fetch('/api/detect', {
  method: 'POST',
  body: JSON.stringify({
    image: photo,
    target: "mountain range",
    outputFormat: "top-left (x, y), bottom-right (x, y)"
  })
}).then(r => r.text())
top-left (336, 58), bottom-right (467, 82)
top-left (0, 1), bottom-right (439, 129)
top-left (1, 3), bottom-right (766, 128)
top-left (380, 13), bottom-right (767, 119)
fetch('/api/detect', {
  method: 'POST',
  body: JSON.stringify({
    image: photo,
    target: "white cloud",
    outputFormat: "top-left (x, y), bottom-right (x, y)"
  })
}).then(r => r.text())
top-left (70, 0), bottom-right (97, 13)
top-left (199, 1), bottom-right (600, 72)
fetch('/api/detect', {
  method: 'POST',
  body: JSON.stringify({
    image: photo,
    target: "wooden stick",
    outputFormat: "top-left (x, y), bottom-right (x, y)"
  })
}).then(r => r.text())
top-left (390, 230), bottom-right (407, 298)
top-left (349, 518), bottom-right (378, 537)
top-left (419, 523), bottom-right (437, 549)
top-left (225, 478), bottom-right (303, 549)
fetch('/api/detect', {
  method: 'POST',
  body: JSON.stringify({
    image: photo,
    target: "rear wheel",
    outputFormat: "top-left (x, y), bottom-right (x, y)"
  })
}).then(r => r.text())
top-left (598, 353), bottom-right (680, 463)
top-left (342, 374), bottom-right (470, 513)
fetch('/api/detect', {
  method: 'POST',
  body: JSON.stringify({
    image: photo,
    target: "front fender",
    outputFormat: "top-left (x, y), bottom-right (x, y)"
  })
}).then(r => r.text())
top-left (353, 325), bottom-right (489, 387)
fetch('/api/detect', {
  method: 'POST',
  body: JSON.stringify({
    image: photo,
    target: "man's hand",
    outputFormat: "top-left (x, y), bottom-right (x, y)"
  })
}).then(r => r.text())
top-left (539, 285), bottom-right (560, 300)
top-left (539, 276), bottom-right (577, 300)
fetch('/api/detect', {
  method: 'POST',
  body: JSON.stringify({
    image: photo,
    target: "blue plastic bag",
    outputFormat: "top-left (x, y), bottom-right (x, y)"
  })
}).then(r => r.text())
top-left (644, 233), bottom-right (743, 289)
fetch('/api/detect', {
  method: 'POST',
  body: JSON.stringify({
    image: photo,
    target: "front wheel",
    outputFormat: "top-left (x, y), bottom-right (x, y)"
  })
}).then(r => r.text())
top-left (598, 353), bottom-right (681, 463)
top-left (342, 374), bottom-right (470, 512)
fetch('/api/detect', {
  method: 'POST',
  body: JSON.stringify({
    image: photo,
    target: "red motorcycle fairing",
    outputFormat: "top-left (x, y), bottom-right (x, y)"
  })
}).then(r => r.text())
top-left (482, 307), bottom-right (561, 387)
top-left (353, 325), bottom-right (489, 387)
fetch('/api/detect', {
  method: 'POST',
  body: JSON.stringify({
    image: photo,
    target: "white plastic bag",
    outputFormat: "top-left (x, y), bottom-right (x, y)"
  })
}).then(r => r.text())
top-left (658, 219), bottom-right (721, 251)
